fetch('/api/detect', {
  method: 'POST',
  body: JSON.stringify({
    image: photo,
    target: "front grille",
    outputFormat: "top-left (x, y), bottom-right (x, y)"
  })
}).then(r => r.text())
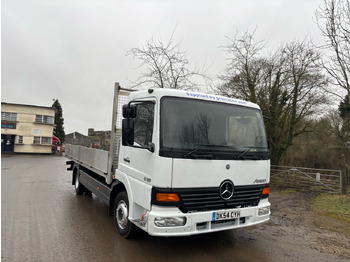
top-left (178, 185), bottom-right (265, 213)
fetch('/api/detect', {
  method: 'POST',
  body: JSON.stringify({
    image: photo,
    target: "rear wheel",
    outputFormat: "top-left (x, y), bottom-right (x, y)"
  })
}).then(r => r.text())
top-left (114, 191), bottom-right (138, 238)
top-left (74, 171), bottom-right (86, 195)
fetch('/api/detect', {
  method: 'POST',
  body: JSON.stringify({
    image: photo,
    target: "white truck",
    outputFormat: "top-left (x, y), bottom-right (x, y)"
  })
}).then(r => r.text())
top-left (66, 82), bottom-right (271, 238)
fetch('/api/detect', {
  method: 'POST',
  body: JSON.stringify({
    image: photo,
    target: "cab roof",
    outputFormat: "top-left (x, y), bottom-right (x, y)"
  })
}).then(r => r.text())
top-left (127, 88), bottom-right (261, 110)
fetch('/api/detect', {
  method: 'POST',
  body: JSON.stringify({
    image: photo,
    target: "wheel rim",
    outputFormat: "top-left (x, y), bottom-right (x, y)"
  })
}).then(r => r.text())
top-left (116, 200), bottom-right (128, 229)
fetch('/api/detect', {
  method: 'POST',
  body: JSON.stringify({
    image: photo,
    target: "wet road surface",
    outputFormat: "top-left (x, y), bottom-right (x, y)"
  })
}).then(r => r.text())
top-left (1, 155), bottom-right (346, 261)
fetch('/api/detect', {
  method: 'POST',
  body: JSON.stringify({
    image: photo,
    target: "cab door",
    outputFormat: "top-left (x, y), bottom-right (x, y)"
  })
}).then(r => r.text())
top-left (119, 102), bottom-right (157, 208)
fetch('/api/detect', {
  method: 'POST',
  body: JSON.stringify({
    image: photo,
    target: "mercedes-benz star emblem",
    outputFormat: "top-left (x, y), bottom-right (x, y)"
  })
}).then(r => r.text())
top-left (219, 180), bottom-right (234, 200)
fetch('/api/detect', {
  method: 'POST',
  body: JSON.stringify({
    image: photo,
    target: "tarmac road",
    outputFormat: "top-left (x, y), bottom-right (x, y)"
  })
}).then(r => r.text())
top-left (1, 155), bottom-right (347, 262)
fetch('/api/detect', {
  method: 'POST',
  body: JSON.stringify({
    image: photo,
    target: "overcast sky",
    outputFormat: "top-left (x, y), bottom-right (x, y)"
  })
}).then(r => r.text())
top-left (2, 0), bottom-right (326, 136)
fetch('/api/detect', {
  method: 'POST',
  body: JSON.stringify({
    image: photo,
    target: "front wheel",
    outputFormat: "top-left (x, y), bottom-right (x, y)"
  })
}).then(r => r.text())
top-left (114, 191), bottom-right (138, 238)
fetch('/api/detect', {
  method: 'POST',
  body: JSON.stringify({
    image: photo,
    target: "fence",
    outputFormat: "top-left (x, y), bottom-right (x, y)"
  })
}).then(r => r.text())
top-left (270, 165), bottom-right (342, 193)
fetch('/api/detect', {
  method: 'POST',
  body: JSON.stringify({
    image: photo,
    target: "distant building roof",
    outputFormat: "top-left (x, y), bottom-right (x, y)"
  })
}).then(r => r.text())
top-left (66, 131), bottom-right (86, 137)
top-left (1, 102), bottom-right (55, 110)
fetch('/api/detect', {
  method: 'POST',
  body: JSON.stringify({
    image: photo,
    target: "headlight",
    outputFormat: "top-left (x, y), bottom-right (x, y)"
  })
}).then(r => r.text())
top-left (154, 217), bottom-right (186, 227)
top-left (258, 206), bottom-right (270, 216)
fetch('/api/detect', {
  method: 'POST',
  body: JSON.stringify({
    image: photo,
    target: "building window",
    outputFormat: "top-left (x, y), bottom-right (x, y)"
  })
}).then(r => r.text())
top-left (41, 137), bottom-right (52, 145)
top-left (33, 136), bottom-right (41, 144)
top-left (1, 112), bottom-right (17, 121)
top-left (35, 115), bottom-right (54, 124)
top-left (18, 136), bottom-right (23, 144)
top-left (33, 136), bottom-right (52, 145)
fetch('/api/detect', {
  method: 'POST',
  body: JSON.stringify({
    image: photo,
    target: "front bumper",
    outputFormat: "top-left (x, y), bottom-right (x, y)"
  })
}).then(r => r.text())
top-left (145, 199), bottom-right (270, 236)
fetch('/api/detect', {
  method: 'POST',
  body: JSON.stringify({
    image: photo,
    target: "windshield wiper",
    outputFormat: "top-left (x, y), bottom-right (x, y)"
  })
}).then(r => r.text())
top-left (183, 144), bottom-right (208, 158)
top-left (182, 144), bottom-right (229, 158)
top-left (236, 148), bottom-right (252, 159)
top-left (236, 146), bottom-right (268, 160)
top-left (183, 144), bottom-right (266, 159)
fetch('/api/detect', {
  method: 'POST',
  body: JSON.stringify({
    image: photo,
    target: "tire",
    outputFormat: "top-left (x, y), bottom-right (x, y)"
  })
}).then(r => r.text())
top-left (114, 191), bottom-right (138, 238)
top-left (74, 171), bottom-right (86, 195)
top-left (84, 189), bottom-right (92, 195)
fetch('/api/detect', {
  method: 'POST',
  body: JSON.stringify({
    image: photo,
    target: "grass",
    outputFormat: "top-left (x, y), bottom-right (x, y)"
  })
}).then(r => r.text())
top-left (311, 194), bottom-right (350, 235)
top-left (276, 188), bottom-right (296, 194)
top-left (312, 194), bottom-right (350, 218)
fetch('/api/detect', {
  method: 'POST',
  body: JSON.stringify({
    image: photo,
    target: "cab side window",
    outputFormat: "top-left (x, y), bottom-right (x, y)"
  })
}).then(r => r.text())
top-left (134, 103), bottom-right (154, 147)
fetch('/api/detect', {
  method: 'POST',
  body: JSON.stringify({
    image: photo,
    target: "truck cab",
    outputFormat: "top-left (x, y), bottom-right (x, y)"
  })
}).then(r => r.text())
top-left (117, 88), bottom-right (270, 236)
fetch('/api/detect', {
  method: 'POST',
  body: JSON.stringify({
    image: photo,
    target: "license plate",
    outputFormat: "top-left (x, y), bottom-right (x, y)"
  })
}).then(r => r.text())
top-left (212, 210), bottom-right (240, 221)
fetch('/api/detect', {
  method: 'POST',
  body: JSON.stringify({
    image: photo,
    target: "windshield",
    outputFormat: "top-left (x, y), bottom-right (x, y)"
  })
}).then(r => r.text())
top-left (160, 97), bottom-right (269, 160)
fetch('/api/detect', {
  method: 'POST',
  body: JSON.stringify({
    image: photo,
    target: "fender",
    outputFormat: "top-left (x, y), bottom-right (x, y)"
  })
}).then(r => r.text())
top-left (113, 169), bottom-right (134, 215)
top-left (114, 169), bottom-right (152, 220)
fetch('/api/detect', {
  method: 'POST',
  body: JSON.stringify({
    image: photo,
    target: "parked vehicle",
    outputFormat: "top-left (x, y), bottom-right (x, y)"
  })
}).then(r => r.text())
top-left (52, 136), bottom-right (61, 155)
top-left (66, 82), bottom-right (271, 238)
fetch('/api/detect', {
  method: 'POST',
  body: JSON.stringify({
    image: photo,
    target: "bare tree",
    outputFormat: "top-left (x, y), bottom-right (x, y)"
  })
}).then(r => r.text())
top-left (283, 116), bottom-right (344, 170)
top-left (316, 0), bottom-right (350, 102)
top-left (218, 31), bottom-right (328, 164)
top-left (127, 33), bottom-right (207, 90)
top-left (279, 40), bottom-right (329, 161)
top-left (316, 0), bottom-right (350, 188)
top-left (218, 30), bottom-right (267, 103)
top-left (328, 108), bottom-right (350, 141)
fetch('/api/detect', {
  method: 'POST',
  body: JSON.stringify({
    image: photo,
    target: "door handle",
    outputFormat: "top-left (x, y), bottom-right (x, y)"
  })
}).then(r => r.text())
top-left (124, 157), bottom-right (130, 163)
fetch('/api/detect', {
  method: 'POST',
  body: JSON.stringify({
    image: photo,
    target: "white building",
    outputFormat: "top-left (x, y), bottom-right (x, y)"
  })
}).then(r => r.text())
top-left (1, 102), bottom-right (56, 154)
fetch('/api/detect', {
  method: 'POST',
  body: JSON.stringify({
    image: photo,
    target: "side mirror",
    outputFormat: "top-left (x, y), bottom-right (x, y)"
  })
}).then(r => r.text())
top-left (122, 118), bottom-right (134, 146)
top-left (123, 104), bottom-right (137, 118)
